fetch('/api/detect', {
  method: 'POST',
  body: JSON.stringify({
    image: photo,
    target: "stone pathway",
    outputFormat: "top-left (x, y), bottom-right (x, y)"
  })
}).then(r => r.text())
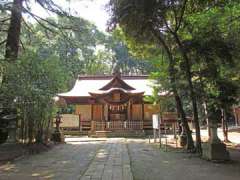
top-left (80, 138), bottom-right (133, 180)
top-left (0, 138), bottom-right (133, 180)
top-left (0, 139), bottom-right (103, 180)
top-left (1, 137), bottom-right (240, 180)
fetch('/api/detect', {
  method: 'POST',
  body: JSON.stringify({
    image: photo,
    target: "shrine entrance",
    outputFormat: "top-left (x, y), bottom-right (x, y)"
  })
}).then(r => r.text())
top-left (89, 73), bottom-right (144, 132)
top-left (91, 89), bottom-right (143, 131)
top-left (108, 103), bottom-right (128, 122)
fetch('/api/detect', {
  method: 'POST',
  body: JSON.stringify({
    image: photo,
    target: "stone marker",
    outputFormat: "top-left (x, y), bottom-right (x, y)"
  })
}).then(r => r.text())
top-left (202, 122), bottom-right (230, 161)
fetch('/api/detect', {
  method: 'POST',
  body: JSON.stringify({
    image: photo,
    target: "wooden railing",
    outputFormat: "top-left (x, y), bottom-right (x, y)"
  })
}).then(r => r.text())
top-left (92, 120), bottom-right (143, 131)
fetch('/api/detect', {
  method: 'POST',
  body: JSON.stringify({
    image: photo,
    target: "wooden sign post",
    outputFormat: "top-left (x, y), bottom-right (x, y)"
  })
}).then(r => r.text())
top-left (152, 114), bottom-right (159, 143)
top-left (159, 116), bottom-right (162, 148)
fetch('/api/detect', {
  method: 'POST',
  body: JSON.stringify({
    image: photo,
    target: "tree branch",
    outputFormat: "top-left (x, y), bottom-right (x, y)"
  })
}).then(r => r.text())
top-left (22, 17), bottom-right (34, 33)
top-left (171, 0), bottom-right (179, 30)
top-left (0, 39), bottom-right (7, 46)
top-left (23, 7), bottom-right (77, 31)
top-left (23, 7), bottom-right (59, 31)
top-left (0, 2), bottom-right (13, 11)
top-left (175, 0), bottom-right (188, 32)
top-left (35, 0), bottom-right (69, 17)
top-left (20, 38), bottom-right (25, 51)
top-left (23, 6), bottom-right (80, 49)
top-left (0, 29), bottom-right (8, 32)
top-left (24, 9), bottom-right (57, 34)
top-left (0, 17), bottom-right (11, 23)
top-left (161, 15), bottom-right (174, 34)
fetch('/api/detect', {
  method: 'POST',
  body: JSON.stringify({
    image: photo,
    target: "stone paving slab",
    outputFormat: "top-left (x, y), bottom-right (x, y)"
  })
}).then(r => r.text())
top-left (0, 139), bottom-right (103, 180)
top-left (80, 138), bottom-right (133, 180)
top-left (2, 137), bottom-right (238, 180)
top-left (0, 138), bottom-right (133, 180)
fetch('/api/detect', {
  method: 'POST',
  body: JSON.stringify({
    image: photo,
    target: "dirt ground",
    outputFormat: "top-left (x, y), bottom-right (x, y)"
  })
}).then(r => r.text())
top-left (127, 138), bottom-right (240, 180)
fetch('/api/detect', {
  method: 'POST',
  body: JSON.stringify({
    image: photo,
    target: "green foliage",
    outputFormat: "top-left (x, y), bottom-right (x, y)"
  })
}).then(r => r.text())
top-left (18, 16), bottom-right (152, 80)
top-left (103, 28), bottom-right (155, 74)
top-left (1, 50), bottom-right (67, 143)
top-left (3, 50), bottom-right (66, 102)
top-left (0, 5), bottom-right (154, 143)
top-left (184, 2), bottom-right (240, 113)
top-left (20, 16), bottom-right (109, 79)
top-left (109, 0), bottom-right (240, 123)
top-left (0, 0), bottom-right (155, 144)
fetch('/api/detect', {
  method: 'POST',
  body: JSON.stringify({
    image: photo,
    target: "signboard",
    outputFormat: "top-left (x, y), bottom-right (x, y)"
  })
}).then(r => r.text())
top-left (152, 114), bottom-right (159, 129)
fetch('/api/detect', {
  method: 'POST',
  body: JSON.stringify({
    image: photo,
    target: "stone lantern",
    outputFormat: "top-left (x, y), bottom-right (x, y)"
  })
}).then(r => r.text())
top-left (2, 114), bottom-right (17, 143)
top-left (202, 108), bottom-right (230, 161)
top-left (179, 120), bottom-right (188, 147)
top-left (0, 108), bottom-right (8, 143)
top-left (51, 112), bottom-right (64, 142)
top-left (55, 112), bottom-right (62, 132)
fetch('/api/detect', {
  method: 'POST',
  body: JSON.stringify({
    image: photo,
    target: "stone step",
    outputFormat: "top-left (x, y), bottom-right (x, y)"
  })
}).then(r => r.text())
top-left (90, 130), bottom-right (145, 138)
top-left (63, 131), bottom-right (88, 136)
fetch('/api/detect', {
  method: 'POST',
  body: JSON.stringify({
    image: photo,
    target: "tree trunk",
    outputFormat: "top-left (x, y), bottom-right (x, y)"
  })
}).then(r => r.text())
top-left (172, 32), bottom-right (202, 153)
top-left (5, 0), bottom-right (23, 61)
top-left (45, 115), bottom-right (52, 143)
top-left (203, 101), bottom-right (210, 137)
top-left (173, 92), bottom-right (195, 150)
top-left (221, 108), bottom-right (229, 142)
top-left (167, 48), bottom-right (195, 150)
top-left (152, 29), bottom-right (195, 150)
top-left (20, 103), bottom-right (26, 143)
top-left (27, 104), bottom-right (35, 144)
top-left (233, 106), bottom-right (239, 126)
top-left (232, 106), bottom-right (240, 126)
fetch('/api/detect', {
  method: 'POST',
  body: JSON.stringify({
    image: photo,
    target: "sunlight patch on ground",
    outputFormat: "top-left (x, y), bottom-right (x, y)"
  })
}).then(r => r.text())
top-left (43, 174), bottom-right (55, 179)
top-left (96, 149), bottom-right (108, 158)
top-left (162, 161), bottom-right (169, 164)
top-left (2, 164), bottom-right (16, 171)
top-left (31, 173), bottom-right (40, 177)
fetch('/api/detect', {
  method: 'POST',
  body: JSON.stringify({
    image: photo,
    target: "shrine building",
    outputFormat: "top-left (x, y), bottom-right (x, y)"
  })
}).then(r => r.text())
top-left (58, 73), bottom-right (177, 137)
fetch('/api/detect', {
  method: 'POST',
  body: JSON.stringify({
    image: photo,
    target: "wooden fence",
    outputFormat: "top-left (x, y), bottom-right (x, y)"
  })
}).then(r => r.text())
top-left (92, 120), bottom-right (143, 131)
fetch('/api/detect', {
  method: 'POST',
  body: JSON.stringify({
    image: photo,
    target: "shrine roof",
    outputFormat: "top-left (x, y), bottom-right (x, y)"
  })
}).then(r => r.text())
top-left (58, 75), bottom-right (168, 97)
top-left (89, 87), bottom-right (144, 96)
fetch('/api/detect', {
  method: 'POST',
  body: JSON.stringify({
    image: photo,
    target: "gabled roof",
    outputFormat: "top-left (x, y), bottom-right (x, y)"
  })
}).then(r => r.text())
top-left (99, 73), bottom-right (135, 91)
top-left (58, 75), bottom-right (169, 98)
top-left (89, 88), bottom-right (144, 98)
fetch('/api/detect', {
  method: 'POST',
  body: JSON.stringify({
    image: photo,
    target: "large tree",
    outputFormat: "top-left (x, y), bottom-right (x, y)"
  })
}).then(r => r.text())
top-left (108, 0), bottom-right (240, 153)
top-left (185, 1), bottom-right (240, 142)
top-left (1, 0), bottom-right (71, 61)
top-left (108, 0), bottom-right (197, 150)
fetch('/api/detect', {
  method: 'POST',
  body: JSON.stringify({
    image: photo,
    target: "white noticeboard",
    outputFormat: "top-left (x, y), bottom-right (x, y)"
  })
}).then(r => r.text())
top-left (152, 114), bottom-right (159, 129)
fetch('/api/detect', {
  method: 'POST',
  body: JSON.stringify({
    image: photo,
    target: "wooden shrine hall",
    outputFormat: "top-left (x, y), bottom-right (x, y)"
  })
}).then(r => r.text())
top-left (58, 73), bottom-right (177, 137)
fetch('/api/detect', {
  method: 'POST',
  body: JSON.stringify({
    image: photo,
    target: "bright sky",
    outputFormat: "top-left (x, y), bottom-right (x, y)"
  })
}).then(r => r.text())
top-left (28, 0), bottom-right (110, 32)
